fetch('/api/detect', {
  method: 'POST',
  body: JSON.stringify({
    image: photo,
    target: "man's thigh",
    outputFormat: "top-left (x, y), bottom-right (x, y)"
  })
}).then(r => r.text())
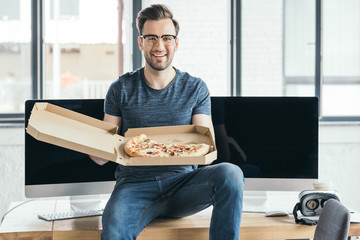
top-left (102, 178), bottom-right (165, 235)
top-left (161, 163), bottom-right (241, 218)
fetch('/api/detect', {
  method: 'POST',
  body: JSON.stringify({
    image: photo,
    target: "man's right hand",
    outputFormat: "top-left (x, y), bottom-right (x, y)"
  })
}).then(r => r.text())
top-left (90, 155), bottom-right (109, 165)
top-left (89, 113), bottom-right (122, 166)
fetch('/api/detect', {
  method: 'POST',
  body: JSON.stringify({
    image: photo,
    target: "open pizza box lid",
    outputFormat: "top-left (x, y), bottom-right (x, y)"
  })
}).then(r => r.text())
top-left (26, 102), bottom-right (217, 166)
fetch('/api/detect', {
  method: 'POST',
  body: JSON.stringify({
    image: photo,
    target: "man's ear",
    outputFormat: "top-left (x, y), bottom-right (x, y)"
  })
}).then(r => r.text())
top-left (174, 37), bottom-right (179, 52)
top-left (138, 36), bottom-right (144, 51)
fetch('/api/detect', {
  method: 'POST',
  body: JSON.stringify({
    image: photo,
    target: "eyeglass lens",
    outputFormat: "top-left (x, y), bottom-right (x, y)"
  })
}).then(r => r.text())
top-left (142, 35), bottom-right (176, 46)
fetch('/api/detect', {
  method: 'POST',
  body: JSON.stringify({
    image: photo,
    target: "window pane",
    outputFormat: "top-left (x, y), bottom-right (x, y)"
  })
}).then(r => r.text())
top-left (242, 0), bottom-right (316, 96)
top-left (323, 0), bottom-right (360, 116)
top-left (142, 0), bottom-right (230, 96)
top-left (43, 0), bottom-right (132, 99)
top-left (50, 0), bottom-right (79, 20)
top-left (0, 0), bottom-right (20, 20)
top-left (0, 0), bottom-right (31, 114)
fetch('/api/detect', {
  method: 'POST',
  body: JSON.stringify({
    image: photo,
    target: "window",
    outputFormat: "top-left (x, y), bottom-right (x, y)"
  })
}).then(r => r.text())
top-left (0, 0), bottom-right (31, 115)
top-left (242, 0), bottom-right (316, 97)
top-left (50, 0), bottom-right (79, 20)
top-left (43, 0), bottom-right (131, 100)
top-left (142, 0), bottom-right (230, 96)
top-left (0, 43), bottom-right (22, 54)
top-left (242, 0), bottom-right (359, 119)
top-left (0, 0), bottom-right (20, 20)
top-left (1, 0), bottom-right (360, 122)
top-left (322, 0), bottom-right (360, 117)
top-left (283, 0), bottom-right (316, 97)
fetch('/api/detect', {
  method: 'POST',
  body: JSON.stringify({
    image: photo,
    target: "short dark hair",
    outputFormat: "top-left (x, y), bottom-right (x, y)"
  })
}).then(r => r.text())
top-left (136, 4), bottom-right (179, 36)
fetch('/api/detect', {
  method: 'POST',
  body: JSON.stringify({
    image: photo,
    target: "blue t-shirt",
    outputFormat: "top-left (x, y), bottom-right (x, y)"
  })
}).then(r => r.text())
top-left (105, 67), bottom-right (211, 179)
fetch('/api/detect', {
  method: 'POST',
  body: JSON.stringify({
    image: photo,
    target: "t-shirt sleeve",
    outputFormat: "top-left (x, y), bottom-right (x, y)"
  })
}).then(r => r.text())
top-left (192, 80), bottom-right (211, 116)
top-left (104, 81), bottom-right (122, 117)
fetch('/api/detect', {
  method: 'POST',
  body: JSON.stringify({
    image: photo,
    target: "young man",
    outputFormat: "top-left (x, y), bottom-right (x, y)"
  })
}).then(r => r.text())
top-left (91, 4), bottom-right (244, 240)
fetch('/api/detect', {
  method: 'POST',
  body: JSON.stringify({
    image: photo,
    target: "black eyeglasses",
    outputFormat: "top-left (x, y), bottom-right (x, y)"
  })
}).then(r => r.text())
top-left (140, 34), bottom-right (177, 46)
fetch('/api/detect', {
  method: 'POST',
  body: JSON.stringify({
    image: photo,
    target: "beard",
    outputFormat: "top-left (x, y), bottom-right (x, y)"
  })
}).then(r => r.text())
top-left (144, 51), bottom-right (174, 71)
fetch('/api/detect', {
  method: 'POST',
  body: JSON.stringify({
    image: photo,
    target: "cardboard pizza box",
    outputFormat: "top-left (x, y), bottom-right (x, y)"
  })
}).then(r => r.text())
top-left (26, 102), bottom-right (217, 166)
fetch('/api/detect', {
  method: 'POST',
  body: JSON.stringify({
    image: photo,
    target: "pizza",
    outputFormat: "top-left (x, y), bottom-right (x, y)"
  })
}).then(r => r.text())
top-left (124, 134), bottom-right (211, 157)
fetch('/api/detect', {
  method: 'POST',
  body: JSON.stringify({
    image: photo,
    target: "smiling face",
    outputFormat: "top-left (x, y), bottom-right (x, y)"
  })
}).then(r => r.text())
top-left (138, 18), bottom-right (179, 72)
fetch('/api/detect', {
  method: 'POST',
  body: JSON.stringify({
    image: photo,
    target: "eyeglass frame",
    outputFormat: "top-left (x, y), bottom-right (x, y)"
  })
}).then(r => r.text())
top-left (140, 34), bottom-right (177, 46)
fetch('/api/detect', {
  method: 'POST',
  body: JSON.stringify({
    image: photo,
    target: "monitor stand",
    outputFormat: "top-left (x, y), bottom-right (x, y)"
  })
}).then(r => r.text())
top-left (243, 191), bottom-right (269, 212)
top-left (242, 191), bottom-right (295, 213)
top-left (70, 194), bottom-right (109, 211)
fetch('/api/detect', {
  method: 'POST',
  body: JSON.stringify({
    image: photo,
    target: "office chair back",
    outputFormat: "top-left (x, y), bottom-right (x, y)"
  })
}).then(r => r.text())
top-left (314, 199), bottom-right (350, 240)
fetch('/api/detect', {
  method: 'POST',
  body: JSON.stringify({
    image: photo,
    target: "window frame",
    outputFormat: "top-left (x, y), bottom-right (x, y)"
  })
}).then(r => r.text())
top-left (1, 0), bottom-right (359, 124)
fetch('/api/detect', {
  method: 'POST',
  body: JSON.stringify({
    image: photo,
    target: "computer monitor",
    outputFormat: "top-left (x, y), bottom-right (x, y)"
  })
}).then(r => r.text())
top-left (25, 97), bottom-right (318, 210)
top-left (24, 99), bottom-right (118, 203)
top-left (210, 97), bottom-right (318, 192)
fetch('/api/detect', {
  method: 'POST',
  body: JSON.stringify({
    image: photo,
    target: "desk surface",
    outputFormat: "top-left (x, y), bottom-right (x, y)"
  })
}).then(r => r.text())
top-left (1, 199), bottom-right (360, 240)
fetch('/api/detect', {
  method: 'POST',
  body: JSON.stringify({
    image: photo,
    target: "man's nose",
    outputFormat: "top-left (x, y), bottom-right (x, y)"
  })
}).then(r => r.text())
top-left (153, 37), bottom-right (165, 49)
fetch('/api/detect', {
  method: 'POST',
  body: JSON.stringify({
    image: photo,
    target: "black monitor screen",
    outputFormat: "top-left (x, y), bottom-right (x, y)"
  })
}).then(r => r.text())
top-left (25, 97), bottom-right (318, 186)
top-left (25, 99), bottom-right (118, 185)
top-left (211, 97), bottom-right (318, 178)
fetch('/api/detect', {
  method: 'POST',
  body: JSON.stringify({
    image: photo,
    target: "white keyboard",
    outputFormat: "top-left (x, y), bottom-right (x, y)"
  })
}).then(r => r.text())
top-left (38, 209), bottom-right (103, 221)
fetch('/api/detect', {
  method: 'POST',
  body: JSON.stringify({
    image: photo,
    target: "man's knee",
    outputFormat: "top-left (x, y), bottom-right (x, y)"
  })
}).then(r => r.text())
top-left (214, 163), bottom-right (245, 191)
top-left (101, 200), bottom-right (141, 239)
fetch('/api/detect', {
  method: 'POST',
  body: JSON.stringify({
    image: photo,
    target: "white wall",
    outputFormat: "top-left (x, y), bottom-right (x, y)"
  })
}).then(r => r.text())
top-left (319, 123), bottom-right (360, 211)
top-left (1, 124), bottom-right (360, 220)
top-left (0, 127), bottom-right (26, 220)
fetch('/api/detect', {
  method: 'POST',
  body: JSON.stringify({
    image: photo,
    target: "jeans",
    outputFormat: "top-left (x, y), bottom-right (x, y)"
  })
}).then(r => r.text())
top-left (101, 162), bottom-right (245, 240)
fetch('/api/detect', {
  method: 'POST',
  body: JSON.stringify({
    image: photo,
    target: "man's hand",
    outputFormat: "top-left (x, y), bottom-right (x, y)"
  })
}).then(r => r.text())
top-left (90, 155), bottom-right (109, 165)
top-left (90, 113), bottom-right (122, 165)
top-left (192, 114), bottom-right (216, 164)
